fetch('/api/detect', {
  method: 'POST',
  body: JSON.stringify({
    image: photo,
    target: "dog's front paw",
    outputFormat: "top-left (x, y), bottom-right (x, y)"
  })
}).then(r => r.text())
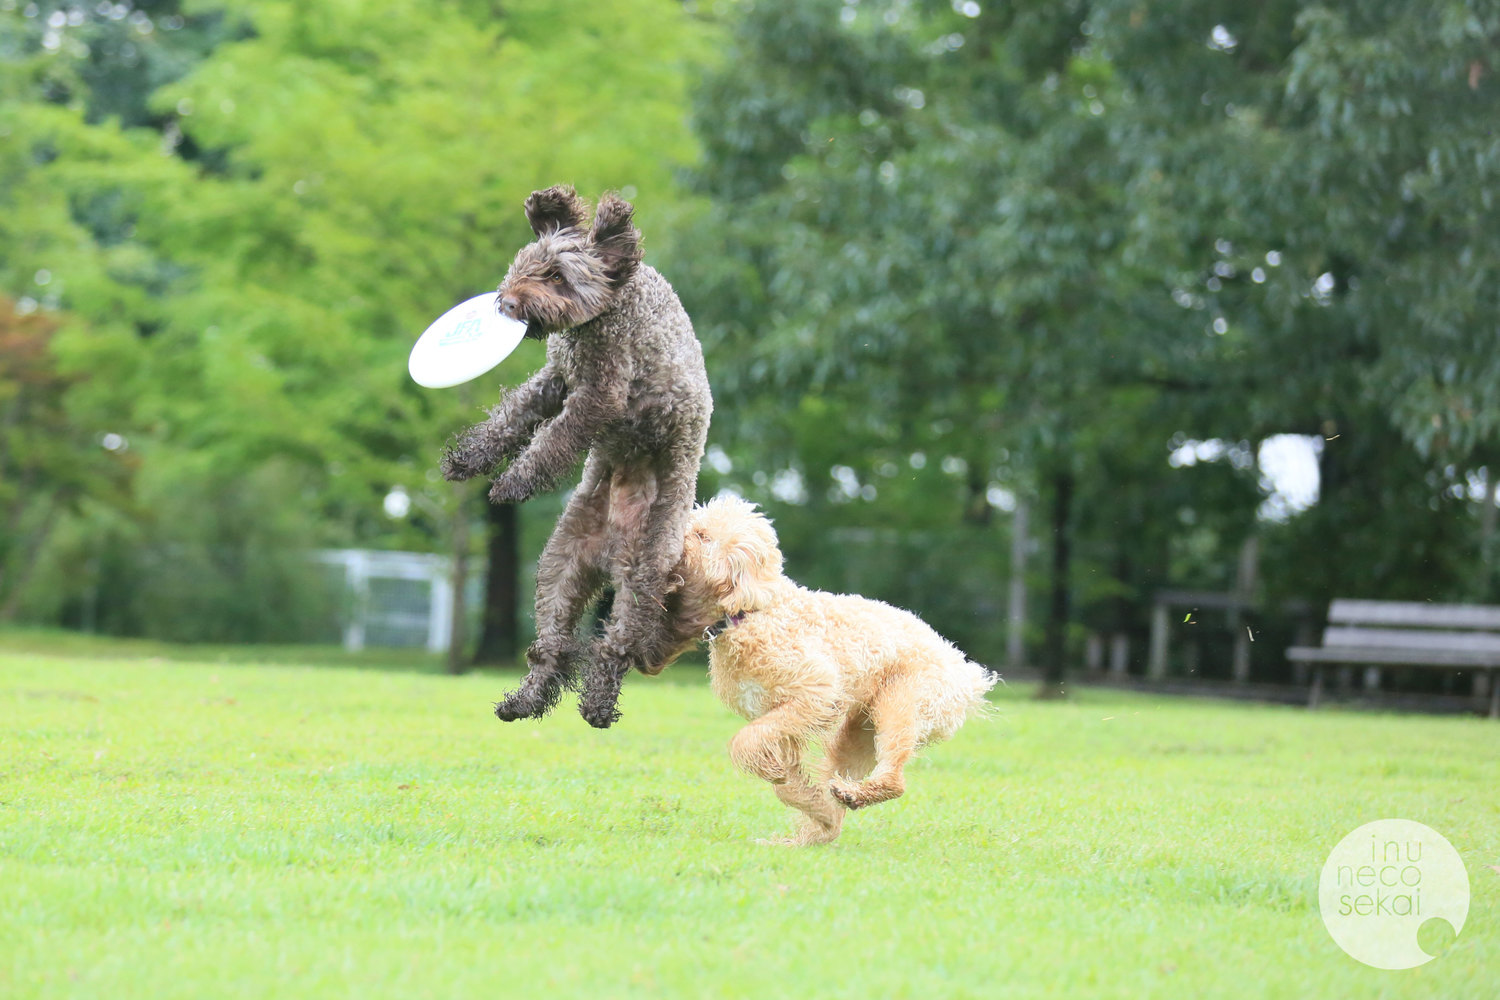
top-left (754, 836), bottom-right (802, 847)
top-left (488, 475), bottom-right (531, 504)
top-left (495, 684), bottom-right (554, 721)
top-left (756, 823), bottom-right (840, 847)
top-left (441, 449), bottom-right (482, 482)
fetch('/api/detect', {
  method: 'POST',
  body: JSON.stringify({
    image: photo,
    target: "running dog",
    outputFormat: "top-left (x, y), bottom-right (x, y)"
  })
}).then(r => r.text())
top-left (660, 496), bottom-right (997, 844)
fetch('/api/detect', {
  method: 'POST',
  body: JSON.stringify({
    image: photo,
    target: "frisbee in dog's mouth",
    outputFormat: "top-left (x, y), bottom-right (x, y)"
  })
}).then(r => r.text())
top-left (408, 292), bottom-right (527, 388)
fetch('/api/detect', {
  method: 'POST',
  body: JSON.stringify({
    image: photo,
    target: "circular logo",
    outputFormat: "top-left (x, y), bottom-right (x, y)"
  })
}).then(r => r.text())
top-left (1318, 819), bottom-right (1470, 969)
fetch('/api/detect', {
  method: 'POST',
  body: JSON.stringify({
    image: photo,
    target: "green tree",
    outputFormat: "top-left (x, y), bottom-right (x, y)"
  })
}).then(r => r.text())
top-left (0, 8), bottom-right (192, 624)
top-left (4, 0), bottom-right (710, 647)
top-left (1085, 0), bottom-right (1500, 609)
top-left (681, 0), bottom-right (1500, 694)
top-left (0, 300), bottom-right (133, 619)
top-left (680, 0), bottom-right (1201, 690)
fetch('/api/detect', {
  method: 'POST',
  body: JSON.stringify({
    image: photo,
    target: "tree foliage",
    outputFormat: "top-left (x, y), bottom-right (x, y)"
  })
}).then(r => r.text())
top-left (2, 0), bottom-right (707, 641)
top-left (4, 0), bottom-right (1498, 678)
top-left (680, 0), bottom-right (1500, 679)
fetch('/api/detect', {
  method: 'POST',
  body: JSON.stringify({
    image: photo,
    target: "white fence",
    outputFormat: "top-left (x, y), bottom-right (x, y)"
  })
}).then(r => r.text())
top-left (315, 549), bottom-right (469, 653)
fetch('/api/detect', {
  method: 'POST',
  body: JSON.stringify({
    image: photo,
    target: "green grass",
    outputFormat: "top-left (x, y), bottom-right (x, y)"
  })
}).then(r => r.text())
top-left (0, 626), bottom-right (449, 672)
top-left (2, 643), bottom-right (1497, 999)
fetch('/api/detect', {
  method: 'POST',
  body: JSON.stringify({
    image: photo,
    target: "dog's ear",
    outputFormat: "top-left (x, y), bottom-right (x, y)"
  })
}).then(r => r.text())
top-left (589, 191), bottom-right (643, 288)
top-left (524, 185), bottom-right (588, 236)
top-left (718, 536), bottom-right (780, 614)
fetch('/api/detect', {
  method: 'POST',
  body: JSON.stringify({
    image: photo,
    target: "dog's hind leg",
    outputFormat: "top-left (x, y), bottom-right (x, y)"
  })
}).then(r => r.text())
top-left (822, 707), bottom-right (877, 784)
top-left (828, 685), bottom-right (921, 810)
top-left (579, 458), bottom-right (695, 727)
top-left (496, 456), bottom-right (608, 722)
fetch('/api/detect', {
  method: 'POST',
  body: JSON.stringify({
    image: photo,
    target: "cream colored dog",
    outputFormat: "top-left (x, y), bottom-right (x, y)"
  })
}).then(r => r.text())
top-left (660, 496), bottom-right (997, 845)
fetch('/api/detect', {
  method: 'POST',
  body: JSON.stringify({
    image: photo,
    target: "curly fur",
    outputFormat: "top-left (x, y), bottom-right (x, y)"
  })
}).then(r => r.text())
top-left (442, 185), bottom-right (712, 728)
top-left (661, 497), bottom-right (998, 844)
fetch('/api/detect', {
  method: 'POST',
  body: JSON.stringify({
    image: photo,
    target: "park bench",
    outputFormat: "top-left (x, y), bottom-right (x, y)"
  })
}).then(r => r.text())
top-left (1287, 599), bottom-right (1500, 717)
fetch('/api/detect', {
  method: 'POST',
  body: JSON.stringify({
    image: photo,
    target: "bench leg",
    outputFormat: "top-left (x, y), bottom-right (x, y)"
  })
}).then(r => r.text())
top-left (1490, 669), bottom-right (1499, 720)
top-left (1308, 666), bottom-right (1323, 710)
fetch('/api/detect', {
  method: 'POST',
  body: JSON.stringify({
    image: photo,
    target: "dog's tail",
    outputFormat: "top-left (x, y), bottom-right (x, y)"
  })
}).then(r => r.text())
top-left (963, 659), bottom-right (1001, 720)
top-left (925, 656), bottom-right (1000, 741)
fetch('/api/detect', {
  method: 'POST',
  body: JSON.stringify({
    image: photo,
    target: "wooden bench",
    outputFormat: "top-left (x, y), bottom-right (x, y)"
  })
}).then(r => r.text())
top-left (1287, 599), bottom-right (1500, 717)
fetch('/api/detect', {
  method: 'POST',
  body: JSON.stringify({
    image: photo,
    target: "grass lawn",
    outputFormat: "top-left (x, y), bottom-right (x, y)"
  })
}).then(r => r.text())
top-left (2, 642), bottom-right (1497, 999)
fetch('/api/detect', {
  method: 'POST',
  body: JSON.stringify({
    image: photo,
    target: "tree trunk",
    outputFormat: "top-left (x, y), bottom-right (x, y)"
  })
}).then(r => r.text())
top-left (1037, 468), bottom-right (1073, 698)
top-left (0, 500), bottom-right (60, 622)
top-left (963, 469), bottom-right (992, 525)
top-left (472, 498), bottom-right (521, 665)
top-left (1006, 499), bottom-right (1029, 671)
top-left (1481, 470), bottom-right (1497, 586)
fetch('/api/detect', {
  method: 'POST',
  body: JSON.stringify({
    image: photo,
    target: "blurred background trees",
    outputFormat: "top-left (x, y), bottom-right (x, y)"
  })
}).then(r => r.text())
top-left (2, 0), bottom-right (1497, 688)
top-left (677, 0), bottom-right (1500, 684)
top-left (1, 0), bottom-right (704, 651)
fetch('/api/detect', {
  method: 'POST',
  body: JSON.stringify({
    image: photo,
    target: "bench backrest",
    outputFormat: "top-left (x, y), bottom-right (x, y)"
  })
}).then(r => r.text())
top-left (1327, 599), bottom-right (1500, 629)
top-left (1323, 599), bottom-right (1500, 654)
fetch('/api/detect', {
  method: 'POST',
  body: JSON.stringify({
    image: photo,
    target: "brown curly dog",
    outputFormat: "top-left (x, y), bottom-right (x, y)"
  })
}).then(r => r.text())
top-left (442, 186), bottom-right (712, 729)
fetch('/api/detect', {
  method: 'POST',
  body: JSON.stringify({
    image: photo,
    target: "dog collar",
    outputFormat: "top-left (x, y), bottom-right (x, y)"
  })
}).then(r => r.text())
top-left (703, 611), bottom-right (748, 642)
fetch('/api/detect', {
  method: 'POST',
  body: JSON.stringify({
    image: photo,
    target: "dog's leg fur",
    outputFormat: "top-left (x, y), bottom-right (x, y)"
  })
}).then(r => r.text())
top-left (764, 737), bottom-right (844, 845)
top-left (728, 696), bottom-right (830, 780)
top-left (829, 680), bottom-right (922, 809)
top-left (487, 376), bottom-right (627, 504)
top-left (823, 707), bottom-right (878, 783)
top-left (495, 455), bottom-right (609, 721)
top-left (579, 459), bottom-right (697, 727)
top-left (441, 367), bottom-right (566, 481)
top-left (725, 688), bottom-right (845, 843)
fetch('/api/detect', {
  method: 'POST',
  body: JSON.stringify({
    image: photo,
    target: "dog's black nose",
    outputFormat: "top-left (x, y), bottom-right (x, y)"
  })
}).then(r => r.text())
top-left (498, 295), bottom-right (521, 319)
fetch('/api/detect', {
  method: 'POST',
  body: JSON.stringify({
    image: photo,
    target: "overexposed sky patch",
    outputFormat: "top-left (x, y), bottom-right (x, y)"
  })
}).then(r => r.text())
top-left (1256, 434), bottom-right (1323, 521)
top-left (1169, 434), bottom-right (1323, 521)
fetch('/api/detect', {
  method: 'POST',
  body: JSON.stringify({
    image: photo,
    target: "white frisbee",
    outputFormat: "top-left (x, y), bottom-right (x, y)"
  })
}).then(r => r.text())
top-left (408, 292), bottom-right (528, 388)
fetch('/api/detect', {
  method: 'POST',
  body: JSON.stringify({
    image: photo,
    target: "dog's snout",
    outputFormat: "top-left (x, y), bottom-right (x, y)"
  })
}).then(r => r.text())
top-left (498, 294), bottom-right (521, 319)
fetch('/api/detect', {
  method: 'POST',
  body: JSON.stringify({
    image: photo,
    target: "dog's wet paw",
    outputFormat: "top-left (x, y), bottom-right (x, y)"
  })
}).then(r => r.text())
top-left (494, 667), bottom-right (566, 723)
top-left (494, 695), bottom-right (537, 722)
top-left (488, 476), bottom-right (530, 504)
top-left (578, 700), bottom-right (622, 729)
top-left (440, 449), bottom-right (481, 482)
